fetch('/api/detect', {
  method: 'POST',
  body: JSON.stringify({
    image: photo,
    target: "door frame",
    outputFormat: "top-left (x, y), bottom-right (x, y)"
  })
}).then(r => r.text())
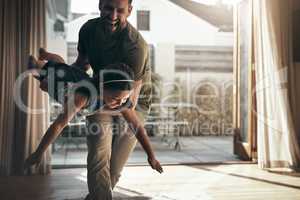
top-left (233, 0), bottom-right (257, 161)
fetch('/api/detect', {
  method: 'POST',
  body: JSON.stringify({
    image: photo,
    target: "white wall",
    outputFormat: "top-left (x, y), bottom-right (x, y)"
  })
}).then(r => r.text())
top-left (46, 14), bottom-right (68, 60)
top-left (155, 43), bottom-right (176, 80)
top-left (67, 1), bottom-right (233, 46)
top-left (129, 0), bottom-right (233, 46)
top-left (66, 13), bottom-right (99, 43)
top-left (64, 0), bottom-right (233, 83)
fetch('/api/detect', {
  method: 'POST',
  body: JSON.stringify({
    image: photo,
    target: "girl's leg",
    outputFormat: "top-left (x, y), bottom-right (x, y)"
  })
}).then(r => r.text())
top-left (39, 48), bottom-right (66, 64)
top-left (28, 55), bottom-right (46, 69)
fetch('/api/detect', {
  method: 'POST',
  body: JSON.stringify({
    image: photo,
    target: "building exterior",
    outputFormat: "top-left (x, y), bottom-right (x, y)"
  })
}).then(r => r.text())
top-left (65, 0), bottom-right (234, 136)
top-left (46, 0), bottom-right (71, 60)
top-left (66, 0), bottom-right (233, 76)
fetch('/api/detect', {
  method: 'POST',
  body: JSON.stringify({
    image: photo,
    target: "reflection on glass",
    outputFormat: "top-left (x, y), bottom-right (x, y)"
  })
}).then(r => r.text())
top-left (238, 0), bottom-right (251, 142)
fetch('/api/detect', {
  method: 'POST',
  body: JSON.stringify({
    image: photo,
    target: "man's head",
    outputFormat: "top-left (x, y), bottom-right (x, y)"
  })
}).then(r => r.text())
top-left (99, 0), bottom-right (133, 33)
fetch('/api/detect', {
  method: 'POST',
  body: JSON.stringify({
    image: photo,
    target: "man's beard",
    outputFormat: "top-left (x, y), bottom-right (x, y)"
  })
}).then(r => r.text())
top-left (102, 16), bottom-right (122, 33)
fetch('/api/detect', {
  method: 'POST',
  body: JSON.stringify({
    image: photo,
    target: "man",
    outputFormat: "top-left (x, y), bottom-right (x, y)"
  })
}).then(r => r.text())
top-left (72, 0), bottom-right (152, 199)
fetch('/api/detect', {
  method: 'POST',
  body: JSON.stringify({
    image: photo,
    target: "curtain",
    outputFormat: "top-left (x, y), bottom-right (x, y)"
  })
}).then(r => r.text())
top-left (0, 0), bottom-right (51, 176)
top-left (292, 0), bottom-right (300, 151)
top-left (253, 0), bottom-right (300, 170)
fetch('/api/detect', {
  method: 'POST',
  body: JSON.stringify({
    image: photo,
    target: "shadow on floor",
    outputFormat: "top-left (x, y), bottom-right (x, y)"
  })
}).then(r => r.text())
top-left (189, 164), bottom-right (300, 190)
top-left (65, 195), bottom-right (151, 200)
top-left (0, 173), bottom-right (152, 200)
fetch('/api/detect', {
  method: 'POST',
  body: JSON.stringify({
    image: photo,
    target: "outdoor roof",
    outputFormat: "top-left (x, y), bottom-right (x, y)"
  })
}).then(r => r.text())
top-left (55, 0), bottom-right (70, 19)
top-left (168, 0), bottom-right (233, 32)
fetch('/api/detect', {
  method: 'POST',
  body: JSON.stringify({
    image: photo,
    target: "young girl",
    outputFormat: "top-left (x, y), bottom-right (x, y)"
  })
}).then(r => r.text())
top-left (24, 50), bottom-right (163, 174)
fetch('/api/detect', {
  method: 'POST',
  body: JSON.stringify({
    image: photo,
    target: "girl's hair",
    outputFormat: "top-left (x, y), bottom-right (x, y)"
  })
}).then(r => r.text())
top-left (94, 63), bottom-right (134, 91)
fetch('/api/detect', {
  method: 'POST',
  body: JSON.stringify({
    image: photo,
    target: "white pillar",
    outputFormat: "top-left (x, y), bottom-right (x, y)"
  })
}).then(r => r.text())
top-left (155, 43), bottom-right (175, 81)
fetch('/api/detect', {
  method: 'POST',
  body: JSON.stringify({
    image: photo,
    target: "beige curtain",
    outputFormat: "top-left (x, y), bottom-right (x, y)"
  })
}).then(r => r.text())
top-left (0, 0), bottom-right (51, 176)
top-left (292, 0), bottom-right (300, 155)
top-left (253, 0), bottom-right (300, 170)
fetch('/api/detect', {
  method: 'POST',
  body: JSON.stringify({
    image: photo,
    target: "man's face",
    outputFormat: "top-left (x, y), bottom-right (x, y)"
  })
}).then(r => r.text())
top-left (99, 0), bottom-right (132, 33)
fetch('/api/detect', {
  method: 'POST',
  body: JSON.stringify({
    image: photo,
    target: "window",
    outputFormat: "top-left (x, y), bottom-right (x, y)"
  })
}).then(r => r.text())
top-left (137, 10), bottom-right (150, 31)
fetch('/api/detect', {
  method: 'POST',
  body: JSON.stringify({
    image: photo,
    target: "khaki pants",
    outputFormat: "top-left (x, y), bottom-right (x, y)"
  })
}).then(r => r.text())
top-left (84, 111), bottom-right (145, 200)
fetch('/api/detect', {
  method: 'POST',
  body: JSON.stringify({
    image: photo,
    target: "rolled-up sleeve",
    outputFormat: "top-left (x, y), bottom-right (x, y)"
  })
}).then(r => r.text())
top-left (126, 41), bottom-right (149, 81)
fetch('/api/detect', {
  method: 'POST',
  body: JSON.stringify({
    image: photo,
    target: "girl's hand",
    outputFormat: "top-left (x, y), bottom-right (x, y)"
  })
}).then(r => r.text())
top-left (148, 157), bottom-right (164, 174)
top-left (24, 151), bottom-right (43, 170)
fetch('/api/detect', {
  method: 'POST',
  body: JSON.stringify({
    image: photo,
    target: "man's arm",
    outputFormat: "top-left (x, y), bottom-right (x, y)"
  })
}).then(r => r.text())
top-left (121, 109), bottom-right (163, 173)
top-left (130, 80), bottom-right (142, 109)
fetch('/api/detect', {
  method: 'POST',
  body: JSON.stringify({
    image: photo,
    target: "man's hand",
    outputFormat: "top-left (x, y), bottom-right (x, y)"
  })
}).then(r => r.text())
top-left (71, 53), bottom-right (90, 72)
top-left (148, 156), bottom-right (164, 174)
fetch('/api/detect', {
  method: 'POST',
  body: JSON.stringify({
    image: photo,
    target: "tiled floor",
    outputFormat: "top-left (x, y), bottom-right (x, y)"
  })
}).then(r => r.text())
top-left (52, 136), bottom-right (239, 166)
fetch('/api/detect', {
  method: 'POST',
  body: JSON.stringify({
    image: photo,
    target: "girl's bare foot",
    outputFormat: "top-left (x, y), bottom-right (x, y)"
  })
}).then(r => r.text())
top-left (28, 55), bottom-right (45, 69)
top-left (39, 47), bottom-right (65, 63)
top-left (28, 55), bottom-right (38, 69)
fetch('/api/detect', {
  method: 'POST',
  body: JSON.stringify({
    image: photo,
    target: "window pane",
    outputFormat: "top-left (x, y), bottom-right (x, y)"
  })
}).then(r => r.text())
top-left (137, 10), bottom-right (150, 31)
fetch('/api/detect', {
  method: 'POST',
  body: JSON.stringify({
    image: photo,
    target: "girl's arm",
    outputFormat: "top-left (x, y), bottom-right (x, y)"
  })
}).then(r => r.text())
top-left (24, 93), bottom-right (88, 168)
top-left (121, 109), bottom-right (163, 173)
